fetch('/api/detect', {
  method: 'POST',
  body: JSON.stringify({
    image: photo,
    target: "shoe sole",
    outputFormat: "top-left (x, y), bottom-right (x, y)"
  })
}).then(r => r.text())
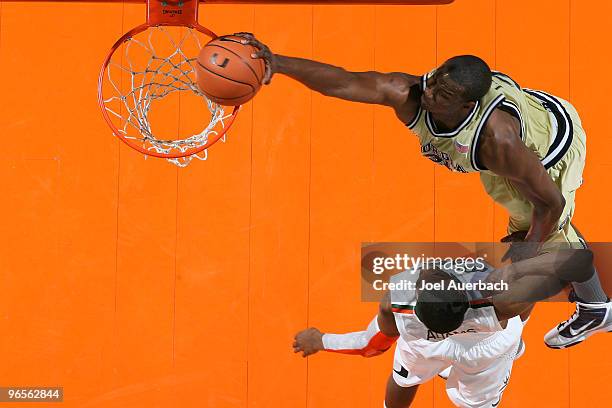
top-left (545, 323), bottom-right (612, 349)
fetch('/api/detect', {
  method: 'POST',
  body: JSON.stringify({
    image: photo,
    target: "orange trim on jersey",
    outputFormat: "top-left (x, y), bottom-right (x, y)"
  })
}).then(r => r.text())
top-left (325, 332), bottom-right (399, 358)
top-left (392, 308), bottom-right (415, 314)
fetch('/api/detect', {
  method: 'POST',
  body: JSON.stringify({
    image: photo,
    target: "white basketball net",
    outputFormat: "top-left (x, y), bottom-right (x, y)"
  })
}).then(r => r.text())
top-left (102, 26), bottom-right (233, 167)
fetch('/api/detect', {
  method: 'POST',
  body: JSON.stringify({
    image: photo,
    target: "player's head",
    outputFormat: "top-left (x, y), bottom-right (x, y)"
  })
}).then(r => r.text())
top-left (421, 55), bottom-right (492, 113)
top-left (415, 268), bottom-right (470, 333)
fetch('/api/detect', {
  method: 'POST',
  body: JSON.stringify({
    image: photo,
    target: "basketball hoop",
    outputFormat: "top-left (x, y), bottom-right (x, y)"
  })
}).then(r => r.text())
top-left (98, 0), bottom-right (239, 167)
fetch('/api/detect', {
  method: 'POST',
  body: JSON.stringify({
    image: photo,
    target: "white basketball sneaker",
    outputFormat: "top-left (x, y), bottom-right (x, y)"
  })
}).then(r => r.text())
top-left (544, 300), bottom-right (612, 349)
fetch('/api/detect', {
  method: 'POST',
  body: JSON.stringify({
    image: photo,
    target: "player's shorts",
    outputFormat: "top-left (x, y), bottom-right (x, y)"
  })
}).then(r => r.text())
top-left (480, 96), bottom-right (587, 250)
top-left (392, 316), bottom-right (523, 408)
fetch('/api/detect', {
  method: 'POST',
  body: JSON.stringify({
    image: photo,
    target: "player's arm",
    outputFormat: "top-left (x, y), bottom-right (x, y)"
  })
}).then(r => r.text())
top-left (293, 292), bottom-right (400, 358)
top-left (236, 33), bottom-right (420, 124)
top-left (492, 249), bottom-right (593, 321)
top-left (479, 110), bottom-right (566, 250)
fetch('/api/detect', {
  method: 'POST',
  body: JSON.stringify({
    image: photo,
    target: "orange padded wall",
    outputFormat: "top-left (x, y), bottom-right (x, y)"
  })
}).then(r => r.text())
top-left (0, 0), bottom-right (610, 407)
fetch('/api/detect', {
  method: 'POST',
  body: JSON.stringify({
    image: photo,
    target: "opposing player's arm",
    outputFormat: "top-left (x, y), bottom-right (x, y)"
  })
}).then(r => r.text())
top-left (492, 249), bottom-right (593, 321)
top-left (479, 110), bottom-right (566, 246)
top-left (293, 291), bottom-right (400, 358)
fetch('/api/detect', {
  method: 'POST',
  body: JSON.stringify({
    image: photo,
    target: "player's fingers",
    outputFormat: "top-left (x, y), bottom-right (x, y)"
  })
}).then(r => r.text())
top-left (243, 37), bottom-right (264, 50)
top-left (263, 62), bottom-right (273, 84)
top-left (251, 49), bottom-right (267, 59)
top-left (234, 32), bottom-right (254, 40)
top-left (243, 39), bottom-right (258, 48)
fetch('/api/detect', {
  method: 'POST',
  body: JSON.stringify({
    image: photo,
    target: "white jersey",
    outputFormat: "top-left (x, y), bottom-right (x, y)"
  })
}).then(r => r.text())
top-left (388, 266), bottom-right (524, 407)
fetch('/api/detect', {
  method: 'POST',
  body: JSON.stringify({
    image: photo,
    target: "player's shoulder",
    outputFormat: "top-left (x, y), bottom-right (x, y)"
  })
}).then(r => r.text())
top-left (381, 73), bottom-right (422, 124)
top-left (379, 72), bottom-right (422, 101)
top-left (384, 72), bottom-right (421, 87)
top-left (388, 270), bottom-right (418, 314)
top-left (479, 107), bottom-right (523, 157)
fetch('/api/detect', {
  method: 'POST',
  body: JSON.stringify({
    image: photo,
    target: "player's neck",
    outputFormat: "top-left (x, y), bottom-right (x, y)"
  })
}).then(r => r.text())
top-left (429, 105), bottom-right (475, 132)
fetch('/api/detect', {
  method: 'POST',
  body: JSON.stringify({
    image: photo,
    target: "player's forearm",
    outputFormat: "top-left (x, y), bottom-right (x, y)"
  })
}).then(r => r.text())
top-left (321, 316), bottom-right (398, 358)
top-left (526, 200), bottom-right (565, 244)
top-left (274, 54), bottom-right (358, 99)
top-left (503, 249), bottom-right (593, 287)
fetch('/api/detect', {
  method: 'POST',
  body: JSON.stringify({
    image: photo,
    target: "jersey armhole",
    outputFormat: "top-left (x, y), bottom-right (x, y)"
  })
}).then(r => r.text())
top-left (470, 95), bottom-right (506, 171)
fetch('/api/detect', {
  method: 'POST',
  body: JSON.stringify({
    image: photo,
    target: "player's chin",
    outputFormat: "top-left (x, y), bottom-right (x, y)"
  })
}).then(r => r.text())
top-left (421, 102), bottom-right (436, 113)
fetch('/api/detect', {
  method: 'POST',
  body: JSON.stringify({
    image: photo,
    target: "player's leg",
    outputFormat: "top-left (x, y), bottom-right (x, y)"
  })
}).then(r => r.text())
top-left (446, 317), bottom-right (523, 407)
top-left (385, 375), bottom-right (418, 408)
top-left (544, 222), bottom-right (612, 348)
top-left (437, 337), bottom-right (526, 381)
top-left (388, 339), bottom-right (449, 407)
top-left (567, 222), bottom-right (608, 302)
top-left (525, 97), bottom-right (611, 346)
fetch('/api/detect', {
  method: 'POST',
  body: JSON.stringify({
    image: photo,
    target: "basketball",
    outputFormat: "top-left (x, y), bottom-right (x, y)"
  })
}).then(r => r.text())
top-left (195, 35), bottom-right (265, 106)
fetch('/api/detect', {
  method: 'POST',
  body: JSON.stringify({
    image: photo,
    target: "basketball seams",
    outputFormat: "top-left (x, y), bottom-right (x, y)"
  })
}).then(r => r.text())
top-left (195, 35), bottom-right (264, 105)
top-left (196, 60), bottom-right (256, 94)
top-left (203, 90), bottom-right (255, 100)
top-left (206, 42), bottom-right (263, 84)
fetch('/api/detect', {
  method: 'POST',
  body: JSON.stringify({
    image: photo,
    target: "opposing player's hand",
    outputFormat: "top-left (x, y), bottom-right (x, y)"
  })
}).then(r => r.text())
top-left (293, 327), bottom-right (324, 357)
top-left (501, 231), bottom-right (539, 262)
top-left (233, 32), bottom-right (276, 84)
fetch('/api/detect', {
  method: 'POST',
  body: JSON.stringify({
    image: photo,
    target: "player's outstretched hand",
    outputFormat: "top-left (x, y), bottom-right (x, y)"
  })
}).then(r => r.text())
top-left (233, 32), bottom-right (276, 85)
top-left (293, 327), bottom-right (324, 357)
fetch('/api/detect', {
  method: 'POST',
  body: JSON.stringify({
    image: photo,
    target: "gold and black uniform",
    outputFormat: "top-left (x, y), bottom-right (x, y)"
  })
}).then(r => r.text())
top-left (408, 71), bottom-right (586, 248)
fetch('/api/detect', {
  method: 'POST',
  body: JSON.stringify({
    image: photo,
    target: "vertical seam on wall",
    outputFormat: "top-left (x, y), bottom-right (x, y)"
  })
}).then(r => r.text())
top-left (0, 1), bottom-right (3, 60)
top-left (113, 0), bottom-right (126, 354)
top-left (567, 2), bottom-right (572, 404)
top-left (568, 0), bottom-right (572, 102)
top-left (492, 0), bottom-right (497, 243)
top-left (431, 6), bottom-right (439, 403)
top-left (306, 7), bottom-right (314, 408)
top-left (372, 5), bottom-right (376, 242)
top-left (247, 6), bottom-right (256, 405)
top-left (172, 160), bottom-right (178, 366)
top-left (433, 4), bottom-right (438, 246)
top-left (370, 8), bottom-right (377, 404)
top-left (172, 37), bottom-right (183, 366)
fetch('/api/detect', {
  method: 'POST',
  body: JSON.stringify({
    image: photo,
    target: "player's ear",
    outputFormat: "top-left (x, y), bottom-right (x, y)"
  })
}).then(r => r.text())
top-left (462, 100), bottom-right (477, 110)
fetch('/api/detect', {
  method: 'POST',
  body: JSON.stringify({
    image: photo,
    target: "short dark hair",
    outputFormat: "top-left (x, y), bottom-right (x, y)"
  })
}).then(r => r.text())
top-left (444, 55), bottom-right (492, 102)
top-left (415, 271), bottom-right (469, 333)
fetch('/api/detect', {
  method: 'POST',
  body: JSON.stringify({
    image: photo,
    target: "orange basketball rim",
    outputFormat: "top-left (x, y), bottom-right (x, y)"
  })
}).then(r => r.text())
top-left (97, 0), bottom-right (240, 166)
